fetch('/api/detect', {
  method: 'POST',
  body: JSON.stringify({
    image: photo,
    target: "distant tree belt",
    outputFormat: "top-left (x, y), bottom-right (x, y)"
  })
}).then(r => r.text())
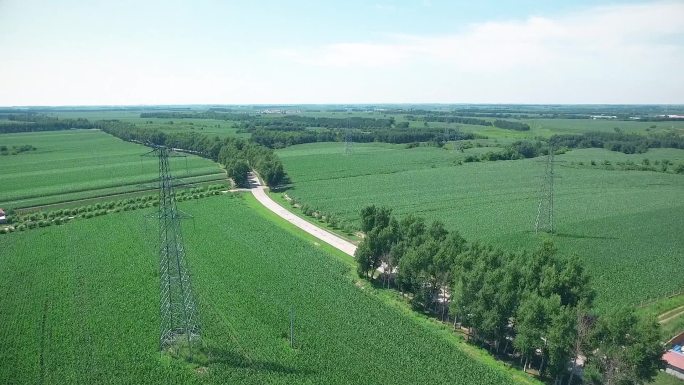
top-left (419, 115), bottom-right (530, 131)
top-left (405, 112), bottom-right (535, 119)
top-left (139, 111), bottom-right (396, 129)
top-left (140, 111), bottom-right (254, 121)
top-left (550, 131), bottom-right (684, 154)
top-left (492, 119), bottom-right (530, 131)
top-left (250, 128), bottom-right (476, 148)
top-left (0, 115), bottom-right (92, 133)
top-left (421, 115), bottom-right (493, 126)
top-left (99, 121), bottom-right (285, 188)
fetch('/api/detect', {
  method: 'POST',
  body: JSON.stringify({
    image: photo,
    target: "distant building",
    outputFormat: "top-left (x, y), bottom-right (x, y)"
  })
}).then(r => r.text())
top-left (0, 208), bottom-right (6, 224)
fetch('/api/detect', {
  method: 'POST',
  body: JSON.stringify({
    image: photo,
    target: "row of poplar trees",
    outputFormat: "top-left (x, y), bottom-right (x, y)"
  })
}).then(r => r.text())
top-left (355, 206), bottom-right (663, 385)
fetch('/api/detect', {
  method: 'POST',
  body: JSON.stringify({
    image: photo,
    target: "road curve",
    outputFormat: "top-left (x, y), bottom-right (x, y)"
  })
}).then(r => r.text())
top-left (248, 174), bottom-right (357, 257)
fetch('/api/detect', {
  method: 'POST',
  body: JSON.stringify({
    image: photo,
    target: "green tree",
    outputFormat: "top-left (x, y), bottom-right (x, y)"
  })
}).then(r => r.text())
top-left (545, 305), bottom-right (576, 383)
top-left (585, 307), bottom-right (663, 385)
top-left (225, 159), bottom-right (250, 187)
top-left (514, 293), bottom-right (555, 372)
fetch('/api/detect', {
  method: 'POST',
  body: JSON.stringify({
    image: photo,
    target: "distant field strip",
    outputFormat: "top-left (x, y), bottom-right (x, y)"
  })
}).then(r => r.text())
top-left (0, 129), bottom-right (222, 208)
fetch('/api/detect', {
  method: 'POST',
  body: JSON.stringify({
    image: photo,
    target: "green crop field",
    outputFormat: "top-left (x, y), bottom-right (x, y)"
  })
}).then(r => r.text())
top-left (45, 110), bottom-right (250, 139)
top-left (0, 195), bottom-right (531, 385)
top-left (277, 142), bottom-right (684, 310)
top-left (0, 129), bottom-right (223, 209)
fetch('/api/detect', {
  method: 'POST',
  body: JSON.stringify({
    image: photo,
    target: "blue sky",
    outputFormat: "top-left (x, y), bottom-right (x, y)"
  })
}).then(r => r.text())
top-left (0, 0), bottom-right (682, 105)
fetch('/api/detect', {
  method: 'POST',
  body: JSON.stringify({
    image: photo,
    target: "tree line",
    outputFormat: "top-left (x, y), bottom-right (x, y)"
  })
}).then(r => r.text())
top-left (241, 115), bottom-right (395, 130)
top-left (417, 115), bottom-right (530, 131)
top-left (0, 114), bottom-right (93, 133)
top-left (251, 127), bottom-right (476, 148)
top-left (139, 111), bottom-right (396, 130)
top-left (140, 111), bottom-right (252, 121)
top-left (0, 144), bottom-right (37, 155)
top-left (462, 140), bottom-right (548, 163)
top-left (355, 206), bottom-right (663, 385)
top-left (493, 119), bottom-right (531, 131)
top-left (99, 121), bottom-right (285, 187)
top-left (550, 131), bottom-right (684, 154)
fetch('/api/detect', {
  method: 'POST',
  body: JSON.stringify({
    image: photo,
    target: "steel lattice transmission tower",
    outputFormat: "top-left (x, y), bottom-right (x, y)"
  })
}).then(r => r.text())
top-left (535, 145), bottom-right (556, 234)
top-left (344, 122), bottom-right (353, 155)
top-left (147, 146), bottom-right (201, 352)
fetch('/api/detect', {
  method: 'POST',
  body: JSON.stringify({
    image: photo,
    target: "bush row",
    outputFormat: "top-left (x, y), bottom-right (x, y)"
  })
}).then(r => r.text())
top-left (0, 184), bottom-right (226, 234)
top-left (286, 195), bottom-right (357, 235)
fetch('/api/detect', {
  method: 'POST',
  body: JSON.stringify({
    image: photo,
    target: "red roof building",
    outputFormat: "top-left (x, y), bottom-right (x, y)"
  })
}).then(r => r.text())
top-left (663, 350), bottom-right (684, 380)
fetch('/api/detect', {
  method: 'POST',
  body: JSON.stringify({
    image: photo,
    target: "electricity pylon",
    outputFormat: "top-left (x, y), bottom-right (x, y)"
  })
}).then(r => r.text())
top-left (535, 146), bottom-right (556, 234)
top-left (146, 146), bottom-right (201, 353)
top-left (344, 124), bottom-right (353, 155)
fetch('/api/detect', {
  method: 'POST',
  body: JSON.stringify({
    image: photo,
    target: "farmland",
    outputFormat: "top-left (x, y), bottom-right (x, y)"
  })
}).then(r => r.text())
top-left (0, 195), bottom-right (530, 385)
top-left (1, 105), bottom-right (682, 384)
top-left (277, 142), bottom-right (684, 310)
top-left (0, 129), bottom-right (223, 209)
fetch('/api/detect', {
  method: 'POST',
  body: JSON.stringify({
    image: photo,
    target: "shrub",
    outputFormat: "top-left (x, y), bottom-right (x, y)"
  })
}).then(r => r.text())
top-left (675, 164), bottom-right (684, 174)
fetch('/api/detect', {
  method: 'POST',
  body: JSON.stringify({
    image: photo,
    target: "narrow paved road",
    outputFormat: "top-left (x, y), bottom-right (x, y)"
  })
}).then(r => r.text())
top-left (248, 174), bottom-right (357, 257)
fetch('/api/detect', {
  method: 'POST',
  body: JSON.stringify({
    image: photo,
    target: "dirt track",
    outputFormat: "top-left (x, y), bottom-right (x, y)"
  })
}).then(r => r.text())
top-left (248, 174), bottom-right (357, 257)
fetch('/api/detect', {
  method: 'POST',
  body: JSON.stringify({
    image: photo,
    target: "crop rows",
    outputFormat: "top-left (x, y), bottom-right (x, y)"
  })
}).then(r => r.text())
top-left (0, 129), bottom-right (221, 208)
top-left (0, 196), bottom-right (523, 384)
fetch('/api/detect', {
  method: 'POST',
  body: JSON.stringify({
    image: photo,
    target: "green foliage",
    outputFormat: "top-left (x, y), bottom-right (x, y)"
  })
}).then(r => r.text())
top-left (493, 119), bottom-right (530, 131)
top-left (357, 207), bottom-right (662, 383)
top-left (550, 131), bottom-right (684, 154)
top-left (225, 159), bottom-right (250, 187)
top-left (585, 308), bottom-right (664, 385)
top-left (2, 185), bottom-right (226, 234)
top-left (0, 144), bottom-right (37, 155)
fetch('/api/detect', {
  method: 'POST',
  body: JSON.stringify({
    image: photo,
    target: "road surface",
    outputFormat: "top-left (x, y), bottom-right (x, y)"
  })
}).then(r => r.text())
top-left (248, 174), bottom-right (357, 257)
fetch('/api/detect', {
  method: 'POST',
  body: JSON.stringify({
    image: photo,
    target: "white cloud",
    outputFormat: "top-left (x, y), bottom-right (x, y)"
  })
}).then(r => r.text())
top-left (282, 2), bottom-right (684, 71)
top-left (1, 1), bottom-right (682, 104)
top-left (275, 1), bottom-right (684, 103)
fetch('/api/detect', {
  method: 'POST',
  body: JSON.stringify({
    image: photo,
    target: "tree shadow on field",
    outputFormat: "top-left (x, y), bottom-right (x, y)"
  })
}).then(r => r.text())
top-left (521, 230), bottom-right (618, 240)
top-left (553, 232), bottom-right (619, 240)
top-left (270, 183), bottom-right (294, 193)
top-left (203, 347), bottom-right (313, 376)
